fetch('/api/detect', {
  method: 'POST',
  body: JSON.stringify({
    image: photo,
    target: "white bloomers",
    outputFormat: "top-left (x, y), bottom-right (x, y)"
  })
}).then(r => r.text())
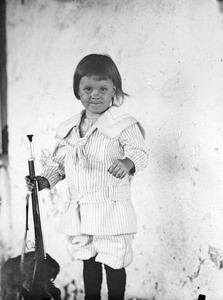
top-left (67, 234), bottom-right (134, 269)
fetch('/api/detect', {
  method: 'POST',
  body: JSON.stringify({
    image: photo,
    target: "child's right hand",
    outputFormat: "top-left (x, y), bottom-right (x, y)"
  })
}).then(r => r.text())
top-left (25, 176), bottom-right (50, 192)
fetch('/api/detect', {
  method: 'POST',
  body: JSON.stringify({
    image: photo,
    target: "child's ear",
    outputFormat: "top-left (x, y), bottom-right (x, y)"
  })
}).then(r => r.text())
top-left (112, 86), bottom-right (116, 95)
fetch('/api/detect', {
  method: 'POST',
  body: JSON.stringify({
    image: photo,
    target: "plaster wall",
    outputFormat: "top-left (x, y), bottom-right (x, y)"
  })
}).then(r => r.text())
top-left (1, 0), bottom-right (223, 299)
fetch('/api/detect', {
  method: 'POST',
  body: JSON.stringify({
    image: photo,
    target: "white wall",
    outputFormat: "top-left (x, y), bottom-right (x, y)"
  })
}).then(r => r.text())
top-left (1, 0), bottom-right (223, 299)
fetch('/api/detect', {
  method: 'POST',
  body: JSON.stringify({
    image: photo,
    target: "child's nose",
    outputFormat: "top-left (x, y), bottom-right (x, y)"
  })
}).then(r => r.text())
top-left (91, 89), bottom-right (100, 98)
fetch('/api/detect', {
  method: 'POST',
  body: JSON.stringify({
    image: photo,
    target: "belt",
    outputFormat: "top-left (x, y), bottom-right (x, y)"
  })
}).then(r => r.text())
top-left (66, 184), bottom-right (131, 206)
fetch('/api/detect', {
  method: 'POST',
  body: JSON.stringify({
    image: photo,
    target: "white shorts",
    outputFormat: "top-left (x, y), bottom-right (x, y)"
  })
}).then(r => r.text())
top-left (67, 234), bottom-right (134, 269)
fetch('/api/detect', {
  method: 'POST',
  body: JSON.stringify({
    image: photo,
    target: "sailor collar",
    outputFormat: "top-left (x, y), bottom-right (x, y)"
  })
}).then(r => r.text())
top-left (55, 106), bottom-right (145, 140)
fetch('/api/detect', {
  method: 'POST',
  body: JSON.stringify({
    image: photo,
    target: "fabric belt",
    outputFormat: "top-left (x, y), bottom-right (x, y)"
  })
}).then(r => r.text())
top-left (66, 185), bottom-right (131, 207)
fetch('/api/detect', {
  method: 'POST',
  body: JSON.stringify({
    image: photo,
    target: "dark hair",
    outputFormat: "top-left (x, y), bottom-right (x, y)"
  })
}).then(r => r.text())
top-left (73, 54), bottom-right (128, 106)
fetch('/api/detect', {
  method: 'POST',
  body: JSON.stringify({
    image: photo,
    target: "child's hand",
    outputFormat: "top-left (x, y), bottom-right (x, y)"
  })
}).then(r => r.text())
top-left (108, 158), bottom-right (134, 179)
top-left (25, 176), bottom-right (50, 192)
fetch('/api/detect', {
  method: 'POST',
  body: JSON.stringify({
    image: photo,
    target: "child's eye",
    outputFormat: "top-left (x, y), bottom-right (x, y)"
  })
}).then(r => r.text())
top-left (100, 87), bottom-right (108, 93)
top-left (84, 87), bottom-right (92, 93)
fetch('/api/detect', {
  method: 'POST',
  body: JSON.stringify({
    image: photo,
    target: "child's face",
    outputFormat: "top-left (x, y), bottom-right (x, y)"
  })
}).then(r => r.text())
top-left (78, 76), bottom-right (116, 116)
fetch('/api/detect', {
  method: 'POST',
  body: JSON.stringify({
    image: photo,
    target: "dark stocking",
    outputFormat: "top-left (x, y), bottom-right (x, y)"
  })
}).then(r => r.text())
top-left (83, 257), bottom-right (102, 300)
top-left (104, 265), bottom-right (126, 300)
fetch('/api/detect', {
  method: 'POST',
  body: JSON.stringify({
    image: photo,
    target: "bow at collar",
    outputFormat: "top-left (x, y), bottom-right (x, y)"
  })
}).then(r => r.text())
top-left (68, 137), bottom-right (88, 168)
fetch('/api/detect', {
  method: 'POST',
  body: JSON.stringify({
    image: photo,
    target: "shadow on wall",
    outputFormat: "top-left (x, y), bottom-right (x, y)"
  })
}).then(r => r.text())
top-left (216, 0), bottom-right (223, 12)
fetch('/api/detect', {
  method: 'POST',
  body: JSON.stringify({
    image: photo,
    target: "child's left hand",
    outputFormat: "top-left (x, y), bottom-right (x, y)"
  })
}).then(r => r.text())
top-left (108, 158), bottom-right (135, 179)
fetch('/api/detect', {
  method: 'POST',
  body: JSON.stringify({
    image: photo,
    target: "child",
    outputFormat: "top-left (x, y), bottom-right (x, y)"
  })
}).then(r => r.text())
top-left (26, 53), bottom-right (148, 300)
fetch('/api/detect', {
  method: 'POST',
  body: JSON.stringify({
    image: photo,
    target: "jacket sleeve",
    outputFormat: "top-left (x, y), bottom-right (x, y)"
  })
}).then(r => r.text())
top-left (40, 138), bottom-right (66, 189)
top-left (119, 123), bottom-right (149, 174)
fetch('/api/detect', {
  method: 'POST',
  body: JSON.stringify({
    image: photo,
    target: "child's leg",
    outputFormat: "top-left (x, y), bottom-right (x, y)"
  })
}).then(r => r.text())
top-left (67, 235), bottom-right (100, 299)
top-left (104, 264), bottom-right (126, 300)
top-left (83, 256), bottom-right (102, 300)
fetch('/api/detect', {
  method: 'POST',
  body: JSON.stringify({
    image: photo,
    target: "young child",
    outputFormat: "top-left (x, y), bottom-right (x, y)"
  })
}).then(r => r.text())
top-left (26, 53), bottom-right (148, 300)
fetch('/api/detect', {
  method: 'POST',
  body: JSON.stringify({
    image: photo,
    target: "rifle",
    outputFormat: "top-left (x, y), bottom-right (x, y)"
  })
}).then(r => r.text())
top-left (24, 134), bottom-right (61, 299)
top-left (1, 135), bottom-right (61, 300)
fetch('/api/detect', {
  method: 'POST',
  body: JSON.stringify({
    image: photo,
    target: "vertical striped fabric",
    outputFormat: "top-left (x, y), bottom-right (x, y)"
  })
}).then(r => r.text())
top-left (67, 234), bottom-right (133, 269)
top-left (41, 107), bottom-right (148, 236)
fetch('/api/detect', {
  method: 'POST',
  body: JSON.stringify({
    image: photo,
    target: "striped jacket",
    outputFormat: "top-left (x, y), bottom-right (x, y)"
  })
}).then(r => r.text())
top-left (41, 106), bottom-right (148, 235)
